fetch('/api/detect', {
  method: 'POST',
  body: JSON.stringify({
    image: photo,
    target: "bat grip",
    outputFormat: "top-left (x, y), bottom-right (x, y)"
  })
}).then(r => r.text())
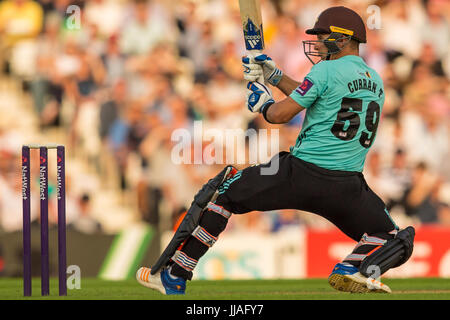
top-left (250, 50), bottom-right (265, 84)
top-left (257, 73), bottom-right (265, 84)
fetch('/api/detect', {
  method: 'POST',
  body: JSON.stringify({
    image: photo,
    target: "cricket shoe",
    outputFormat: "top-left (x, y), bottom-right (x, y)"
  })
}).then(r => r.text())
top-left (328, 263), bottom-right (391, 293)
top-left (136, 267), bottom-right (186, 295)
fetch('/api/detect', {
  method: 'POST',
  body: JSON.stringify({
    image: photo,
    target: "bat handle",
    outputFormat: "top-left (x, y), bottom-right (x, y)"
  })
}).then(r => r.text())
top-left (257, 73), bottom-right (265, 84)
top-left (250, 50), bottom-right (265, 84)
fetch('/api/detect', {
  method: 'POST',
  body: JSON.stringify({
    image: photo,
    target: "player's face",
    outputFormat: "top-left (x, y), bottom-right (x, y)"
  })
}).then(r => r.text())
top-left (302, 33), bottom-right (331, 65)
top-left (315, 34), bottom-right (330, 60)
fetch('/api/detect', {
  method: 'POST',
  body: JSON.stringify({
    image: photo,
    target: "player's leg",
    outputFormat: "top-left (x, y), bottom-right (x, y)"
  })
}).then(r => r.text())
top-left (137, 152), bottom-right (297, 294)
top-left (136, 164), bottom-right (238, 294)
top-left (168, 151), bottom-right (301, 281)
top-left (329, 227), bottom-right (414, 293)
top-left (280, 158), bottom-right (411, 293)
top-left (325, 175), bottom-right (414, 293)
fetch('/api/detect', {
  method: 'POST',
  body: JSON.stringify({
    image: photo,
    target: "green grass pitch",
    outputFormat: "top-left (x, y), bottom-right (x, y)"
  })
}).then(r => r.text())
top-left (1, 278), bottom-right (450, 300)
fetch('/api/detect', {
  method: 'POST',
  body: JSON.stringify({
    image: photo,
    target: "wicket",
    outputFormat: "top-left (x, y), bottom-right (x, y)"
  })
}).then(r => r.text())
top-left (22, 144), bottom-right (67, 297)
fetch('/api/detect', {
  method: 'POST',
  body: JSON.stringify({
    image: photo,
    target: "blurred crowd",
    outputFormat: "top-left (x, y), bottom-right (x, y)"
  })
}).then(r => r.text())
top-left (0, 0), bottom-right (448, 235)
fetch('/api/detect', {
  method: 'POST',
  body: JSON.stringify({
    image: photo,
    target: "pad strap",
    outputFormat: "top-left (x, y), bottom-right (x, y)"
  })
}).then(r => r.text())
top-left (206, 202), bottom-right (232, 219)
top-left (345, 233), bottom-right (387, 261)
top-left (192, 226), bottom-right (218, 247)
top-left (171, 250), bottom-right (198, 272)
top-left (356, 234), bottom-right (388, 247)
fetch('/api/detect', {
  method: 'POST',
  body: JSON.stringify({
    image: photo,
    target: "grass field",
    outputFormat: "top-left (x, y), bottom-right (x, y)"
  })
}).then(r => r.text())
top-left (1, 277), bottom-right (450, 300)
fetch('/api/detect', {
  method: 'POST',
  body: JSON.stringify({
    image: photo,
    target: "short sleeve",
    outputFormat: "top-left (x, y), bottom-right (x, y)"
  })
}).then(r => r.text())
top-left (289, 62), bottom-right (329, 108)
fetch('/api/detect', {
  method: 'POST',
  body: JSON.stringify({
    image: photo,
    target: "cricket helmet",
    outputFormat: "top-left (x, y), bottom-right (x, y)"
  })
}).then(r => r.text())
top-left (303, 6), bottom-right (366, 64)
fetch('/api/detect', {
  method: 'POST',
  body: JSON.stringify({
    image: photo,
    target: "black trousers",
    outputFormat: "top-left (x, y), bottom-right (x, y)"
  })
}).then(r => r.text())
top-left (171, 151), bottom-right (398, 279)
top-left (215, 151), bottom-right (397, 241)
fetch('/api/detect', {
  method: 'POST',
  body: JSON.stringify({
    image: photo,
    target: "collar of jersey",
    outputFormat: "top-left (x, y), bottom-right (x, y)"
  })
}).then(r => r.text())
top-left (335, 54), bottom-right (363, 62)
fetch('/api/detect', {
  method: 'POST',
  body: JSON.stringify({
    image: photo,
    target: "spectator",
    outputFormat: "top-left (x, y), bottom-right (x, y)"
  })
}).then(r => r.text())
top-left (0, 0), bottom-right (448, 236)
top-left (385, 149), bottom-right (413, 210)
top-left (119, 0), bottom-right (172, 56)
top-left (84, 0), bottom-right (125, 38)
top-left (403, 162), bottom-right (442, 224)
top-left (70, 193), bottom-right (102, 234)
top-left (100, 34), bottom-right (126, 86)
top-left (0, 0), bottom-right (44, 48)
top-left (412, 43), bottom-right (446, 77)
top-left (363, 30), bottom-right (388, 75)
top-left (380, 0), bottom-right (425, 59)
top-left (182, 20), bottom-right (220, 83)
top-left (30, 12), bottom-right (64, 127)
top-left (99, 78), bottom-right (127, 141)
top-left (420, 0), bottom-right (449, 60)
top-left (401, 90), bottom-right (449, 175)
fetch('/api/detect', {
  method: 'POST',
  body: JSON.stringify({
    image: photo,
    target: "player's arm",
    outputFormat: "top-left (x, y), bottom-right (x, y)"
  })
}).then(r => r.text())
top-left (246, 82), bottom-right (305, 124)
top-left (276, 74), bottom-right (301, 97)
top-left (264, 97), bottom-right (304, 124)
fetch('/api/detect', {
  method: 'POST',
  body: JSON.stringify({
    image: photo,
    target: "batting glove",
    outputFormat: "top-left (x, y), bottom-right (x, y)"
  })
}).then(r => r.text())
top-left (246, 81), bottom-right (275, 113)
top-left (242, 53), bottom-right (283, 86)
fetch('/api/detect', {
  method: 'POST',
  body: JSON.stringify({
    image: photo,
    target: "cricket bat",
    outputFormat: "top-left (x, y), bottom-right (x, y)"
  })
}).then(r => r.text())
top-left (238, 0), bottom-right (265, 83)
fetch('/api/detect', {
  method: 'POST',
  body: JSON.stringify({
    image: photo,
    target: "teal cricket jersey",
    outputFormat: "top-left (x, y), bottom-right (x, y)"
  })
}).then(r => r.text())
top-left (289, 55), bottom-right (385, 172)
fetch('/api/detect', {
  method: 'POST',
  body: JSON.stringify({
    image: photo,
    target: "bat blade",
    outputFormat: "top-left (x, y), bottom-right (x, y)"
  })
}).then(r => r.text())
top-left (239, 0), bottom-right (265, 83)
top-left (239, 0), bottom-right (265, 52)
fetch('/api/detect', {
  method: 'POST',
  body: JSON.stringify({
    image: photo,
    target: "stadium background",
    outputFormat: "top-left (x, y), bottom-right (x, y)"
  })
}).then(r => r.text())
top-left (0, 0), bottom-right (448, 281)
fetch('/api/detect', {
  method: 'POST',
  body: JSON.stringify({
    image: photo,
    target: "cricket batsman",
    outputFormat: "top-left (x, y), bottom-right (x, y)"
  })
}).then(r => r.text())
top-left (136, 6), bottom-right (415, 294)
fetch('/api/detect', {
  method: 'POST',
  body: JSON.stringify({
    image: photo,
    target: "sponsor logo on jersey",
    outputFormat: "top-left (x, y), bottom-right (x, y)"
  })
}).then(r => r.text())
top-left (358, 70), bottom-right (372, 78)
top-left (296, 78), bottom-right (314, 96)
